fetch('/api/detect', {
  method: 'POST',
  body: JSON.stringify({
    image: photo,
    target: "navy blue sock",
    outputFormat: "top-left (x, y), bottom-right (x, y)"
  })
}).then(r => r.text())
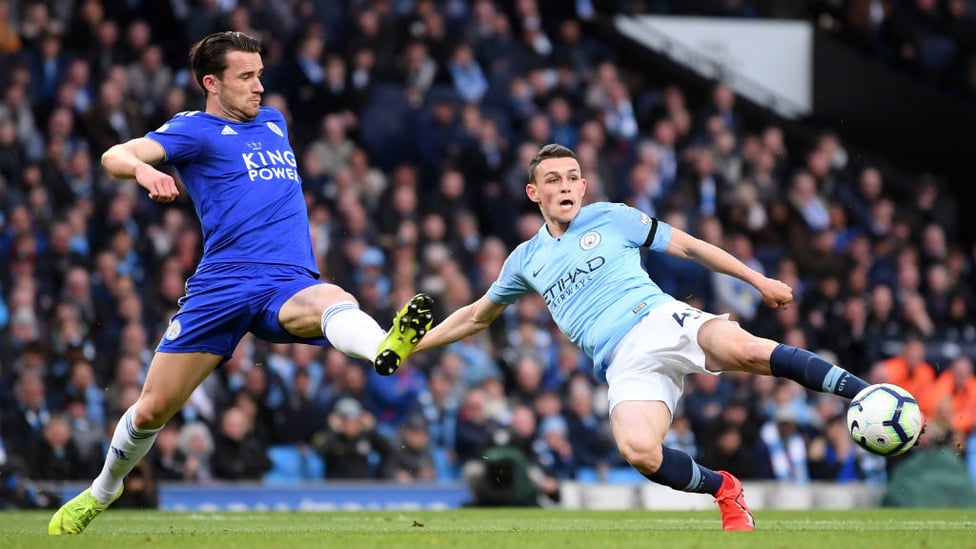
top-left (769, 344), bottom-right (869, 399)
top-left (642, 447), bottom-right (724, 496)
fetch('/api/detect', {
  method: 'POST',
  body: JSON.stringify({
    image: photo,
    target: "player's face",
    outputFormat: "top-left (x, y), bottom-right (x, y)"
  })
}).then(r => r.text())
top-left (527, 156), bottom-right (587, 235)
top-left (208, 50), bottom-right (264, 122)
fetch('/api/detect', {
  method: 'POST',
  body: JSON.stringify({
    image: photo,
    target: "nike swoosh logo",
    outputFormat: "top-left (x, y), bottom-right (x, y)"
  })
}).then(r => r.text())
top-left (532, 265), bottom-right (545, 277)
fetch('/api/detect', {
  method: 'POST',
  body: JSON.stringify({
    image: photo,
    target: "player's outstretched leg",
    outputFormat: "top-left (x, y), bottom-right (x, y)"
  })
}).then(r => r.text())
top-left (714, 471), bottom-right (755, 531)
top-left (373, 293), bottom-right (434, 375)
top-left (48, 486), bottom-right (122, 535)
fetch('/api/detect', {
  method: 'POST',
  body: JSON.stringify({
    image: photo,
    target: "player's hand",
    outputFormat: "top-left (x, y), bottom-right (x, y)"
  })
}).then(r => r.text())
top-left (758, 276), bottom-right (793, 309)
top-left (135, 163), bottom-right (179, 203)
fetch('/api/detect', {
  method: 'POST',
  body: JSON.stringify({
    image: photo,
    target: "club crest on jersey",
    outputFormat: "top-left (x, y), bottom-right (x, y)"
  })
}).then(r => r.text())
top-left (266, 121), bottom-right (284, 137)
top-left (579, 231), bottom-right (601, 251)
top-left (164, 319), bottom-right (182, 341)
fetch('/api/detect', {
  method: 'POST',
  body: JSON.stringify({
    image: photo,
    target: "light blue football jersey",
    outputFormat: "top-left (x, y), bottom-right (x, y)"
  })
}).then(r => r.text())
top-left (146, 107), bottom-right (317, 274)
top-left (487, 202), bottom-right (675, 382)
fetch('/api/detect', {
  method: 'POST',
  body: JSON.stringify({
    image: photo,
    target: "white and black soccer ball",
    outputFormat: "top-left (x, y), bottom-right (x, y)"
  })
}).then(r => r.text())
top-left (847, 383), bottom-right (923, 457)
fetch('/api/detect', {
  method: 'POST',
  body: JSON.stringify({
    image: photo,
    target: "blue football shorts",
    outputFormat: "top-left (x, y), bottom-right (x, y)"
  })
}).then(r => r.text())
top-left (156, 263), bottom-right (329, 358)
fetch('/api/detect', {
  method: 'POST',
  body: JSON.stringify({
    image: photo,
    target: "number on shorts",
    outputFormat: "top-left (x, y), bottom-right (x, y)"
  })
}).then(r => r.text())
top-left (672, 307), bottom-right (702, 327)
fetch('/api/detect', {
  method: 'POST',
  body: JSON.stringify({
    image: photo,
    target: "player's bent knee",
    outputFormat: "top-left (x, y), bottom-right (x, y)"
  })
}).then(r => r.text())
top-left (313, 285), bottom-right (357, 308)
top-left (616, 437), bottom-right (664, 473)
top-left (132, 398), bottom-right (172, 430)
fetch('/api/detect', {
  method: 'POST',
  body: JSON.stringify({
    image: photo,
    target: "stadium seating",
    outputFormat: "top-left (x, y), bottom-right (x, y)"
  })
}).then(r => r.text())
top-left (263, 445), bottom-right (325, 484)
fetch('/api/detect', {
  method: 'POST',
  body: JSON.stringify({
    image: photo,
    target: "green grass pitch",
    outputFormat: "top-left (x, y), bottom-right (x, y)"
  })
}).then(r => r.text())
top-left (5, 508), bottom-right (975, 548)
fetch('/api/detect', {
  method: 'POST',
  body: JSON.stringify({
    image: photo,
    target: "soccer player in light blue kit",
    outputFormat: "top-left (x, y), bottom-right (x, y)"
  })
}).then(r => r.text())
top-left (49, 31), bottom-right (432, 534)
top-left (413, 143), bottom-right (872, 530)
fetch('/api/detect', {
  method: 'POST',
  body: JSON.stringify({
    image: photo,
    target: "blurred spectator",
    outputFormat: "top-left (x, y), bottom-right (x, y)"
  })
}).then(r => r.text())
top-left (563, 377), bottom-right (615, 471)
top-left (940, 291), bottom-right (976, 344)
top-left (664, 413), bottom-right (699, 460)
top-left (307, 114), bottom-right (355, 180)
top-left (801, 273), bottom-right (845, 347)
top-left (683, 373), bottom-right (734, 438)
top-left (711, 232), bottom-right (764, 322)
top-left (212, 406), bottom-right (272, 481)
top-left (149, 424), bottom-right (187, 482)
top-left (446, 41), bottom-right (488, 105)
top-left (29, 33), bottom-right (72, 111)
top-left (63, 360), bottom-right (105, 426)
top-left (60, 398), bottom-right (96, 466)
top-left (412, 366), bottom-right (461, 453)
top-left (391, 414), bottom-right (436, 483)
top-left (0, 0), bottom-right (21, 55)
top-left (672, 148), bottom-right (728, 221)
top-left (2, 371), bottom-right (52, 457)
top-left (757, 405), bottom-right (810, 484)
top-left (509, 355), bottom-right (547, 408)
top-left (830, 294), bottom-right (872, 377)
top-left (601, 79), bottom-right (638, 144)
top-left (277, 368), bottom-right (328, 445)
top-left (83, 78), bottom-right (142, 154)
top-left (235, 365), bottom-right (280, 446)
top-left (787, 170), bottom-right (831, 233)
top-left (919, 356), bottom-right (976, 437)
top-left (700, 422), bottom-right (763, 480)
top-left (126, 44), bottom-right (172, 117)
top-left (454, 386), bottom-right (501, 465)
top-left (277, 31), bottom-right (326, 124)
top-left (178, 421), bottom-right (215, 484)
top-left (29, 414), bottom-right (84, 480)
top-left (699, 396), bottom-right (763, 476)
top-left (86, 17), bottom-right (125, 83)
top-left (400, 39), bottom-right (438, 109)
top-left (870, 331), bottom-right (937, 399)
top-left (314, 397), bottom-right (393, 480)
top-left (536, 414), bottom-right (574, 480)
top-left (105, 355), bottom-right (144, 417)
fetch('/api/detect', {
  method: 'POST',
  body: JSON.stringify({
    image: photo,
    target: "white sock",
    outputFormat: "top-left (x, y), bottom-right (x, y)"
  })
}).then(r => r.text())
top-left (321, 301), bottom-right (386, 360)
top-left (90, 405), bottom-right (161, 504)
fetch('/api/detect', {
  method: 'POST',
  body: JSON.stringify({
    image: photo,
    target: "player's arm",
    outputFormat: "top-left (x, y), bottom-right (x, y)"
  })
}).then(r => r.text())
top-left (663, 227), bottom-right (793, 309)
top-left (413, 294), bottom-right (508, 353)
top-left (101, 137), bottom-right (180, 203)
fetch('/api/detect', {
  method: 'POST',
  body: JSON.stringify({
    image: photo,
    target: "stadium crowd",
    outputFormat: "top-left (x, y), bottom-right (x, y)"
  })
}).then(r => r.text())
top-left (1, 0), bottom-right (975, 504)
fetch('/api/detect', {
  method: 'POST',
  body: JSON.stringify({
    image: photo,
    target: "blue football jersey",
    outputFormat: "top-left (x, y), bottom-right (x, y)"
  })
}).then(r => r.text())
top-left (487, 203), bottom-right (675, 382)
top-left (146, 107), bottom-right (316, 274)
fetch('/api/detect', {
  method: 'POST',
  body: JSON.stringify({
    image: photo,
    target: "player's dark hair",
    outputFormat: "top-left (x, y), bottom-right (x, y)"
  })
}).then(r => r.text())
top-left (528, 143), bottom-right (577, 184)
top-left (189, 31), bottom-right (262, 96)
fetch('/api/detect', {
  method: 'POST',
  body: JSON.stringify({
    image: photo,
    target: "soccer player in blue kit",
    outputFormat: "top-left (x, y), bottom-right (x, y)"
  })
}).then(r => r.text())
top-left (411, 143), bottom-right (872, 530)
top-left (49, 31), bottom-right (432, 534)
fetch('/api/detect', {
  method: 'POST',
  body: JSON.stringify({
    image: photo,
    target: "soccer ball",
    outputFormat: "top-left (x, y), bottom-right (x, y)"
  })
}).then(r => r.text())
top-left (847, 383), bottom-right (923, 457)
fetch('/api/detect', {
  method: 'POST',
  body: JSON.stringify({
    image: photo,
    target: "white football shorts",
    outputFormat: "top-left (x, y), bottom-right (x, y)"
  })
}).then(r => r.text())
top-left (605, 300), bottom-right (727, 418)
